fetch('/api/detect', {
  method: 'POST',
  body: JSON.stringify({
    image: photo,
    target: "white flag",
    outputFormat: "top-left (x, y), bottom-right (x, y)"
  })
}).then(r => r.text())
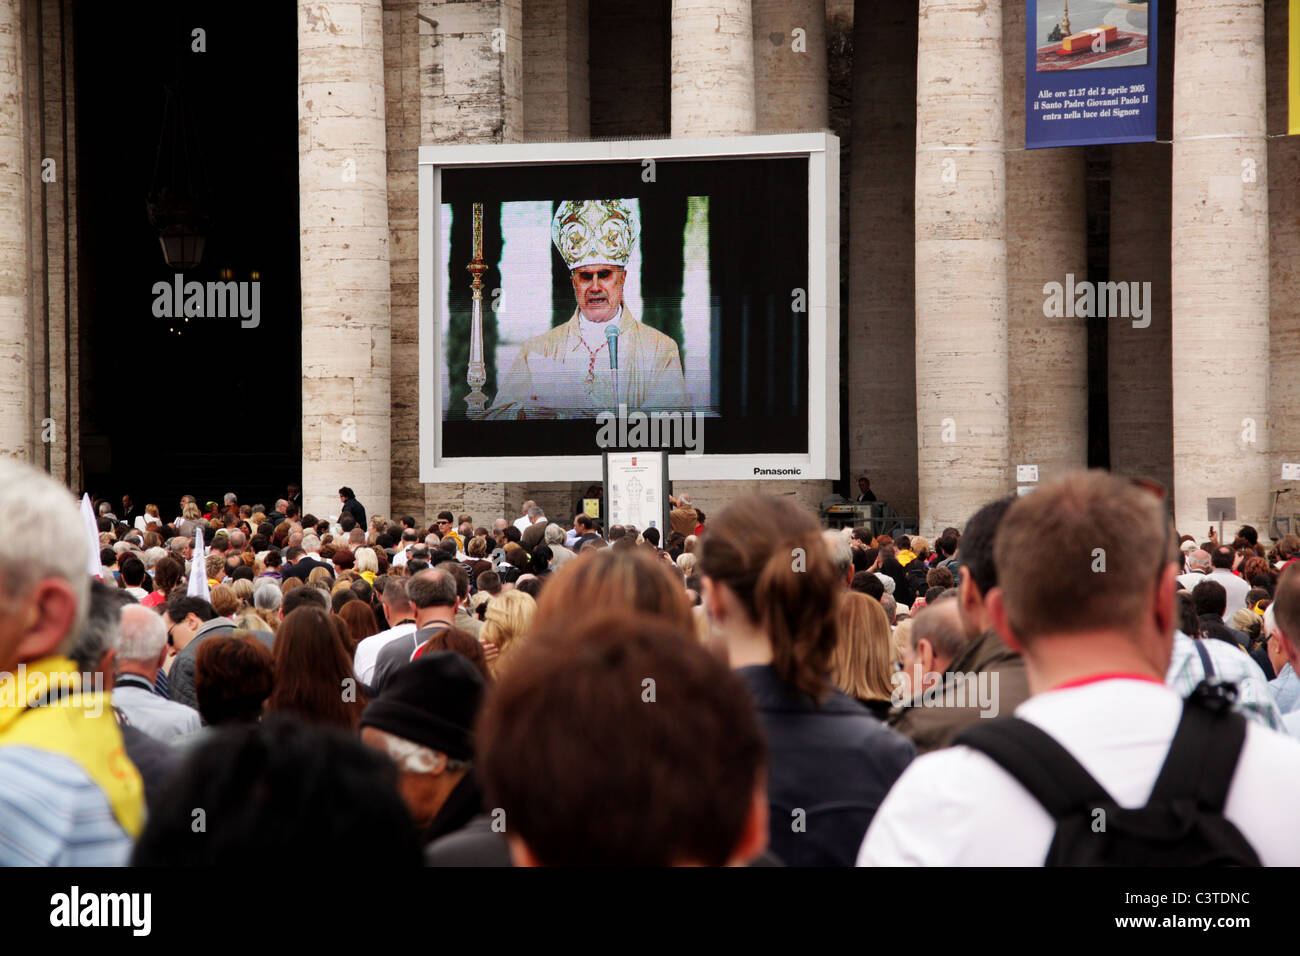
top-left (187, 526), bottom-right (211, 601)
top-left (80, 494), bottom-right (103, 580)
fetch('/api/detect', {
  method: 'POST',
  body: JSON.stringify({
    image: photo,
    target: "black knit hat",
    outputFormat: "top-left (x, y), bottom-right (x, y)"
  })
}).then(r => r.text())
top-left (360, 652), bottom-right (485, 761)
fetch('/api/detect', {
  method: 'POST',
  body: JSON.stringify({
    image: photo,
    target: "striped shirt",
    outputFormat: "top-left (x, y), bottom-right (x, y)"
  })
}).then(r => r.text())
top-left (1165, 630), bottom-right (1285, 732)
top-left (0, 747), bottom-right (133, 866)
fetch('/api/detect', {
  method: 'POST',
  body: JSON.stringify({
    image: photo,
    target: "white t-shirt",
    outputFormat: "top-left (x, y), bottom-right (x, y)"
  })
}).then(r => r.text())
top-left (1207, 569), bottom-right (1251, 622)
top-left (353, 623), bottom-right (417, 686)
top-left (858, 678), bottom-right (1300, 866)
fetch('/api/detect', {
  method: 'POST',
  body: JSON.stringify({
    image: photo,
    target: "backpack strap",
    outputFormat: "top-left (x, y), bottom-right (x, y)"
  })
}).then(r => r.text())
top-left (1146, 696), bottom-right (1248, 813)
top-left (1192, 637), bottom-right (1216, 679)
top-left (955, 718), bottom-right (1116, 819)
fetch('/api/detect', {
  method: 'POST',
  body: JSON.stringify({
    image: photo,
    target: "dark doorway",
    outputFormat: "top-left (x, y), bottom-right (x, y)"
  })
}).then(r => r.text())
top-left (74, 0), bottom-right (300, 515)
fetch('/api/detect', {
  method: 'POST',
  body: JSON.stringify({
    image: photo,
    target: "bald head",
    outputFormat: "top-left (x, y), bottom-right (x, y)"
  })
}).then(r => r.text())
top-left (910, 599), bottom-right (967, 672)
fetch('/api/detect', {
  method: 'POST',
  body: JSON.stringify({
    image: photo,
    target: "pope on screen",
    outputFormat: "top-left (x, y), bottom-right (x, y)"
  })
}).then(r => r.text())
top-left (484, 199), bottom-right (689, 419)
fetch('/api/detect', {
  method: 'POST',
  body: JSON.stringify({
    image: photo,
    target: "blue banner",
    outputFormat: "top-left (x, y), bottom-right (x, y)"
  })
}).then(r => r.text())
top-left (1026, 0), bottom-right (1158, 149)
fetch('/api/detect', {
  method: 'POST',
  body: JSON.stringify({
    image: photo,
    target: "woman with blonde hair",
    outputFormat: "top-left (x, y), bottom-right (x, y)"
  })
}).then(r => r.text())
top-left (354, 547), bottom-right (379, 584)
top-left (176, 500), bottom-right (204, 540)
top-left (481, 588), bottom-right (537, 678)
top-left (229, 578), bottom-right (255, 612)
top-left (676, 552), bottom-right (698, 576)
top-left (307, 566), bottom-right (333, 590)
top-left (832, 592), bottom-right (896, 720)
top-left (135, 503), bottom-right (162, 533)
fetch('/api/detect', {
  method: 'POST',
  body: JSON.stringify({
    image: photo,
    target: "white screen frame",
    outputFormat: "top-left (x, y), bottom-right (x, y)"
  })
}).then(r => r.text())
top-left (418, 132), bottom-right (839, 483)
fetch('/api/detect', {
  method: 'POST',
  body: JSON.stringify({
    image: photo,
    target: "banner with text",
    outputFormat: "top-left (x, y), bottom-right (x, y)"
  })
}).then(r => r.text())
top-left (1026, 0), bottom-right (1158, 148)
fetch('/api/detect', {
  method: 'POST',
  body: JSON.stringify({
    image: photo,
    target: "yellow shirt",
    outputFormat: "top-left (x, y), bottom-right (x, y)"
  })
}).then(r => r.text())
top-left (0, 655), bottom-right (144, 838)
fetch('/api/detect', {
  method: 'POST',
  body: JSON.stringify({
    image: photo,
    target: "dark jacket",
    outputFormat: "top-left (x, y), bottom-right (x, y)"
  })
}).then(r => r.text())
top-left (880, 557), bottom-right (913, 606)
top-left (889, 629), bottom-right (1031, 756)
top-left (168, 618), bottom-right (237, 709)
top-left (118, 720), bottom-right (181, 812)
top-left (737, 665), bottom-right (915, 867)
top-left (419, 774), bottom-right (484, 847)
top-left (279, 555), bottom-right (335, 583)
top-left (341, 497), bottom-right (367, 529)
top-left (425, 813), bottom-right (513, 867)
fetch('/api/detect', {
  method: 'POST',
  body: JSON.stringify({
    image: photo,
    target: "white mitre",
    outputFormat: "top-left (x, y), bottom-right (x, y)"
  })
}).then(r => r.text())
top-left (551, 199), bottom-right (640, 270)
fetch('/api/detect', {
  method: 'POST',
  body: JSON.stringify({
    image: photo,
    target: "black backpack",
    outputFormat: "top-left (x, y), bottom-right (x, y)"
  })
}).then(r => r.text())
top-left (954, 655), bottom-right (1261, 866)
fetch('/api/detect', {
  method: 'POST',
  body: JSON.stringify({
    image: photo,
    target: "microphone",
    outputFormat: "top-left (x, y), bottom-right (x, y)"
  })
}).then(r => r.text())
top-left (604, 324), bottom-right (620, 370)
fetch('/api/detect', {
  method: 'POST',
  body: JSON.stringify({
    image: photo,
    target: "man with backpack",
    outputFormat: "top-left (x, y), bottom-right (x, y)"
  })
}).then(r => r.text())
top-left (859, 470), bottom-right (1300, 866)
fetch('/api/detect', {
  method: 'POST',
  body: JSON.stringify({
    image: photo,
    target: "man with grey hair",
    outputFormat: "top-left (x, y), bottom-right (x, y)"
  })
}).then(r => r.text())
top-left (894, 600), bottom-right (968, 713)
top-left (0, 459), bottom-right (144, 865)
top-left (72, 582), bottom-right (182, 814)
top-left (371, 569), bottom-right (459, 693)
top-left (1177, 548), bottom-right (1212, 591)
top-left (521, 507), bottom-right (549, 551)
top-left (113, 605), bottom-right (201, 741)
top-left (513, 500), bottom-right (538, 533)
top-left (821, 529), bottom-right (854, 588)
top-left (227, 529), bottom-right (247, 553)
top-left (168, 535), bottom-right (193, 564)
top-left (393, 527), bottom-right (420, 568)
top-left (544, 522), bottom-right (575, 568)
top-left (1265, 602), bottom-right (1300, 715)
top-left (880, 593), bottom-right (898, 627)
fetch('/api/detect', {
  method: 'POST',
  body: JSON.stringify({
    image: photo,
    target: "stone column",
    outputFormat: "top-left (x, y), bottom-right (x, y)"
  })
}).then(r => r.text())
top-left (1171, 0), bottom-right (1270, 536)
top-left (0, 0), bottom-right (29, 461)
top-left (671, 0), bottom-right (755, 137)
top-left (914, 0), bottom-right (1009, 534)
top-left (523, 0), bottom-right (588, 140)
top-left (23, 0), bottom-right (76, 483)
top-left (408, 0), bottom-right (523, 524)
top-left (1003, 0), bottom-right (1087, 488)
top-left (848, 0), bottom-right (916, 517)
top-left (299, 0), bottom-right (392, 519)
top-left (1267, 0), bottom-right (1300, 523)
top-left (753, 0), bottom-right (827, 131)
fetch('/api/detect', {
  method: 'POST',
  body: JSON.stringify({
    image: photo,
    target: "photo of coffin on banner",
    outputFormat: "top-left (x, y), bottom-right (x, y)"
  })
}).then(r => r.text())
top-left (1026, 0), bottom-right (1159, 148)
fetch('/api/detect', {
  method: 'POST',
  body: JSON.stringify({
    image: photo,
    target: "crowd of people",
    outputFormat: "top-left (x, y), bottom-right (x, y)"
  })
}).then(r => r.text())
top-left (4, 456), bottom-right (1300, 866)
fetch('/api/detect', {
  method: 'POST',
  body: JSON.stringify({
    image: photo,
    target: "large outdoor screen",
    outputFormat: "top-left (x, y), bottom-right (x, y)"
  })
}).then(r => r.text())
top-left (418, 134), bottom-right (838, 482)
